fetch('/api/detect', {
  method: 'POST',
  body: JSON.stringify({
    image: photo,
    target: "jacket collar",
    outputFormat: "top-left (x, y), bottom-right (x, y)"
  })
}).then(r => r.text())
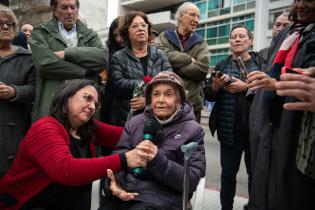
top-left (122, 45), bottom-right (155, 61)
top-left (163, 28), bottom-right (204, 51)
top-left (38, 17), bottom-right (94, 46)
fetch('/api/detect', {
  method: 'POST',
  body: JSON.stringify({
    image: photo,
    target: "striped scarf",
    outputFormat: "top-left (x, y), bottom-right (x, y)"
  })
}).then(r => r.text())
top-left (265, 24), bottom-right (314, 124)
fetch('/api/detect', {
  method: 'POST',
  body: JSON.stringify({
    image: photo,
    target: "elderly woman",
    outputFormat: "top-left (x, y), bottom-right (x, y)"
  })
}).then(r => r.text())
top-left (107, 11), bottom-right (172, 126)
top-left (247, 1), bottom-right (315, 210)
top-left (0, 8), bottom-right (35, 177)
top-left (0, 79), bottom-right (149, 210)
top-left (100, 71), bottom-right (206, 210)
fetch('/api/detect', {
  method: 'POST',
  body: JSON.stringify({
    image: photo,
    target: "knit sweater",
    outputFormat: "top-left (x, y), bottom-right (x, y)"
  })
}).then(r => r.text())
top-left (0, 116), bottom-right (123, 210)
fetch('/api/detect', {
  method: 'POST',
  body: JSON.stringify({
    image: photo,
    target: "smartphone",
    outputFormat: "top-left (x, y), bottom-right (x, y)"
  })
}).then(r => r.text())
top-left (211, 71), bottom-right (223, 78)
top-left (281, 66), bottom-right (303, 75)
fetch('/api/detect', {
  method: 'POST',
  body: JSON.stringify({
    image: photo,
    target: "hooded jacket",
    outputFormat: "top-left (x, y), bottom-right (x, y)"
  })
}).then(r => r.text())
top-left (156, 29), bottom-right (210, 112)
top-left (0, 46), bottom-right (35, 176)
top-left (103, 102), bottom-right (206, 210)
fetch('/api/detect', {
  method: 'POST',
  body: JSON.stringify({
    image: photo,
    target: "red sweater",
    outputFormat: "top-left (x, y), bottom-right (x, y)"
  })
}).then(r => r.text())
top-left (0, 116), bottom-right (123, 210)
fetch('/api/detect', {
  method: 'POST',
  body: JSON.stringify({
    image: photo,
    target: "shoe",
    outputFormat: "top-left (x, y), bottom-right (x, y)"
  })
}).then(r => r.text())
top-left (243, 203), bottom-right (248, 210)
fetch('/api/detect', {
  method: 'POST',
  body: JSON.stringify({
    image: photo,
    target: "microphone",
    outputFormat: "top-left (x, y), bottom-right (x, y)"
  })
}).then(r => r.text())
top-left (133, 119), bottom-right (159, 176)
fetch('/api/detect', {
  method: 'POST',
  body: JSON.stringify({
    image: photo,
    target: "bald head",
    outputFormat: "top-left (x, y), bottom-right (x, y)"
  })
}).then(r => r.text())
top-left (272, 13), bottom-right (291, 37)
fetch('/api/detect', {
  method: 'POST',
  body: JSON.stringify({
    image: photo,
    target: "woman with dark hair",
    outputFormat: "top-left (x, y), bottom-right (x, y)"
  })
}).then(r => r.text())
top-left (0, 8), bottom-right (35, 177)
top-left (0, 79), bottom-right (149, 210)
top-left (100, 17), bottom-right (125, 124)
top-left (247, 0), bottom-right (315, 209)
top-left (107, 11), bottom-right (172, 126)
top-left (106, 17), bottom-right (125, 62)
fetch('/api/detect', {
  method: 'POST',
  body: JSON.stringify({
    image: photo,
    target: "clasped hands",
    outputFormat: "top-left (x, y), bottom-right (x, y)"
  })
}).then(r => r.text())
top-left (107, 140), bottom-right (158, 201)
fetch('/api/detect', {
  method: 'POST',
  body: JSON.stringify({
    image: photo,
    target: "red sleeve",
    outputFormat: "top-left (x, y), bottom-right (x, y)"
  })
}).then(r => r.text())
top-left (94, 120), bottom-right (123, 148)
top-left (25, 118), bottom-right (122, 186)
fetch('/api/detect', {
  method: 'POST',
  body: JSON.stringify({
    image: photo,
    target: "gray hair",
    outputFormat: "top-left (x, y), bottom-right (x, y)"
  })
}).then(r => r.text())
top-left (279, 11), bottom-right (290, 18)
top-left (175, 2), bottom-right (199, 26)
top-left (0, 8), bottom-right (18, 35)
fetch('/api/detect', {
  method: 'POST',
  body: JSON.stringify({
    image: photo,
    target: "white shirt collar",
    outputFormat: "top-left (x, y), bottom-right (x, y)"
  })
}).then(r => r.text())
top-left (58, 21), bottom-right (77, 39)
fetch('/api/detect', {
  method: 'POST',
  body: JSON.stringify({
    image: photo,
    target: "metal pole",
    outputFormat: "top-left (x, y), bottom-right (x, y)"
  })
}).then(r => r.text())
top-left (183, 158), bottom-right (190, 210)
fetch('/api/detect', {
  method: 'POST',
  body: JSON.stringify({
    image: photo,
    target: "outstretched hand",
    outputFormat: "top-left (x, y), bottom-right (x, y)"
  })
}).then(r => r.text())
top-left (275, 67), bottom-right (315, 112)
top-left (107, 169), bottom-right (138, 201)
top-left (246, 70), bottom-right (276, 91)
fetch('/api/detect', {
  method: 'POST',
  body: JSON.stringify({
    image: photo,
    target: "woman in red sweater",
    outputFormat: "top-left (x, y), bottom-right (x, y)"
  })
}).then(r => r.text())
top-left (0, 79), bottom-right (147, 210)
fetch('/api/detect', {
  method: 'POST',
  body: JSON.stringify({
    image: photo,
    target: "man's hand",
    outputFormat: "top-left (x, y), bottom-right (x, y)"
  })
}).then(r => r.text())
top-left (0, 82), bottom-right (16, 99)
top-left (212, 73), bottom-right (231, 92)
top-left (107, 169), bottom-right (138, 201)
top-left (275, 67), bottom-right (315, 112)
top-left (54, 51), bottom-right (65, 59)
top-left (246, 70), bottom-right (276, 91)
top-left (224, 78), bottom-right (247, 93)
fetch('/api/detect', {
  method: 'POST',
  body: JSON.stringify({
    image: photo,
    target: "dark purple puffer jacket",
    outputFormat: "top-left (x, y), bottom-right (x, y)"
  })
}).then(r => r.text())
top-left (104, 102), bottom-right (206, 210)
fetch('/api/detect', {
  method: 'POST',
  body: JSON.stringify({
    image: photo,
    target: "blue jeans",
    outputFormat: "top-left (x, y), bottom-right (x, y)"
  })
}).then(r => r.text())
top-left (220, 130), bottom-right (251, 210)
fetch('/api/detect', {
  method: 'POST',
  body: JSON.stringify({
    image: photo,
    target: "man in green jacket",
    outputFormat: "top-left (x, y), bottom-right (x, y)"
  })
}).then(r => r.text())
top-left (156, 2), bottom-right (209, 123)
top-left (30, 0), bottom-right (107, 121)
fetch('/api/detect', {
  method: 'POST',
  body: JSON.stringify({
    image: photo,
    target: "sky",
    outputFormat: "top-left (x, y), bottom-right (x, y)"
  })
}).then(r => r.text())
top-left (107, 0), bottom-right (118, 26)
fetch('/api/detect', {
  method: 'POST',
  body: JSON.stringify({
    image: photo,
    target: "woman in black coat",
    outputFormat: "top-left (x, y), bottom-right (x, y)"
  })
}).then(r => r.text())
top-left (106, 11), bottom-right (172, 126)
top-left (0, 8), bottom-right (36, 176)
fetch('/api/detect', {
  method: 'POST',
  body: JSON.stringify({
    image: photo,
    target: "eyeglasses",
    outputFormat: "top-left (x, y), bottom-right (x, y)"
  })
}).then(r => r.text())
top-left (129, 23), bottom-right (148, 31)
top-left (0, 21), bottom-right (15, 29)
top-left (82, 93), bottom-right (100, 109)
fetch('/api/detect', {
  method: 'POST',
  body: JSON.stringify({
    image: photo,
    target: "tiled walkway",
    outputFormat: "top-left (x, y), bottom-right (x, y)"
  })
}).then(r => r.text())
top-left (201, 188), bottom-right (248, 210)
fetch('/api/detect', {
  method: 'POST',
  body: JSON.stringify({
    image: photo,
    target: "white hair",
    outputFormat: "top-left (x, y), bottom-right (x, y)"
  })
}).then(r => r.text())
top-left (175, 2), bottom-right (199, 26)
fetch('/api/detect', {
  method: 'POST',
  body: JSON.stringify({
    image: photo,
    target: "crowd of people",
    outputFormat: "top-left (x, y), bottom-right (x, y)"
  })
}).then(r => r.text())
top-left (0, 0), bottom-right (315, 210)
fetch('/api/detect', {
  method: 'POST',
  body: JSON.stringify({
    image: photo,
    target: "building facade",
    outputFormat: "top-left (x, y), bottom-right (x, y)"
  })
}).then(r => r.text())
top-left (116, 0), bottom-right (292, 67)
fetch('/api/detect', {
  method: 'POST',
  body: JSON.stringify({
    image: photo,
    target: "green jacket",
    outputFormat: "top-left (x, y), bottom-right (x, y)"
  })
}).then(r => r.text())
top-left (156, 29), bottom-right (209, 111)
top-left (30, 18), bottom-right (107, 121)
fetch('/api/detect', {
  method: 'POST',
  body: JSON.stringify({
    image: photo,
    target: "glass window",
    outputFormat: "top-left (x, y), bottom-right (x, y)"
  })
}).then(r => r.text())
top-left (220, 7), bottom-right (231, 15)
top-left (245, 19), bottom-right (254, 31)
top-left (218, 25), bottom-right (230, 36)
top-left (207, 39), bottom-right (217, 45)
top-left (233, 0), bottom-right (246, 4)
top-left (207, 27), bottom-right (217, 38)
top-left (210, 56), bottom-right (217, 67)
top-left (208, 0), bottom-right (219, 10)
top-left (196, 28), bottom-right (206, 38)
top-left (197, 2), bottom-right (207, 19)
top-left (218, 37), bottom-right (229, 44)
